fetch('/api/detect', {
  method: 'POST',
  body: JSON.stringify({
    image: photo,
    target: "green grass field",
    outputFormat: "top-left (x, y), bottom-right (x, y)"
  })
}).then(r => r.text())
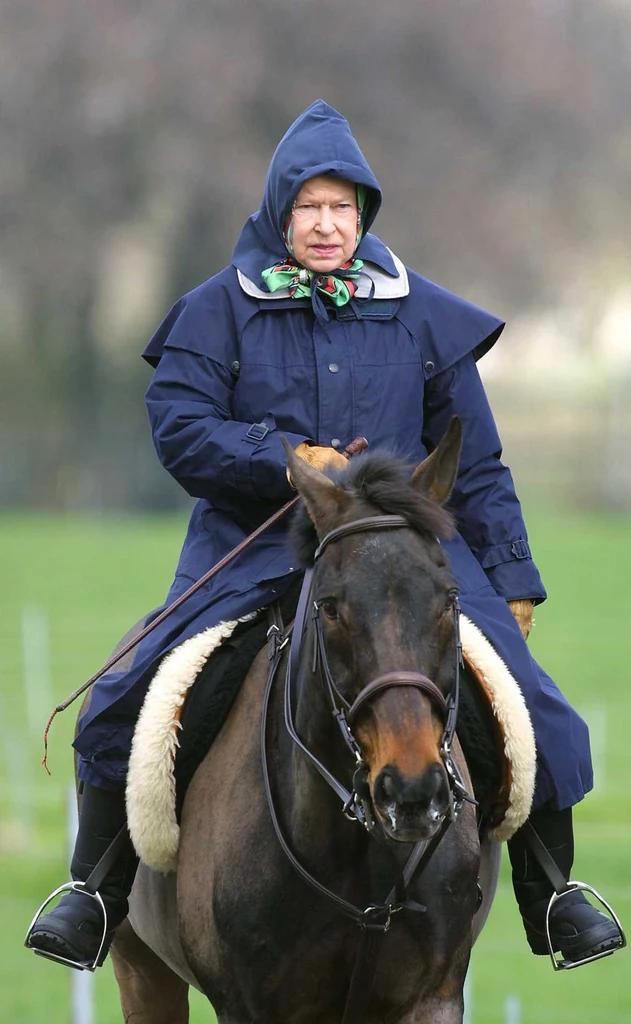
top-left (1, 510), bottom-right (629, 1023)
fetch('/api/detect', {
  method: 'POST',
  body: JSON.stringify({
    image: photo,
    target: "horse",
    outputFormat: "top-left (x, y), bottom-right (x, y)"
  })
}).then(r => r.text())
top-left (108, 418), bottom-right (502, 1024)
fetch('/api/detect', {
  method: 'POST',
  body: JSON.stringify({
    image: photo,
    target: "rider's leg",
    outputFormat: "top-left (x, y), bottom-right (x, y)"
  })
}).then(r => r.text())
top-left (508, 802), bottom-right (622, 962)
top-left (28, 781), bottom-right (138, 968)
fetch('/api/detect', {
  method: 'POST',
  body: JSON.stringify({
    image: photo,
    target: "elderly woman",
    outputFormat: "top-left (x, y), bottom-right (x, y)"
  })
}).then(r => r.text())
top-left (29, 100), bottom-right (622, 970)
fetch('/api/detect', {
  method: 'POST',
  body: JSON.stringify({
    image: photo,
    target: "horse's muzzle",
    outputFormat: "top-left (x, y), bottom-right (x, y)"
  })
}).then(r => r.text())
top-left (372, 762), bottom-right (450, 842)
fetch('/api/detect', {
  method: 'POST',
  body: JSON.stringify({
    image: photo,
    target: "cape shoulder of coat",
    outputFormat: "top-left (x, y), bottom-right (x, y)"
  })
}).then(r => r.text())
top-left (142, 261), bottom-right (504, 378)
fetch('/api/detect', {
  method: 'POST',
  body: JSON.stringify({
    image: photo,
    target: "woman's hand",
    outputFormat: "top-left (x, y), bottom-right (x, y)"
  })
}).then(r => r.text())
top-left (287, 442), bottom-right (348, 487)
top-left (508, 599), bottom-right (534, 641)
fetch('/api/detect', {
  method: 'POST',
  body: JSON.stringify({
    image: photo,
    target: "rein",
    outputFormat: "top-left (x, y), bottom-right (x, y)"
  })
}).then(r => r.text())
top-left (40, 437), bottom-right (368, 771)
top-left (261, 513), bottom-right (475, 1024)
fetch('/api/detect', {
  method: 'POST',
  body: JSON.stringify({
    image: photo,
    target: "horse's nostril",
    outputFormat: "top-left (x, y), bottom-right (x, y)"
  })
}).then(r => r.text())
top-left (379, 770), bottom-right (399, 803)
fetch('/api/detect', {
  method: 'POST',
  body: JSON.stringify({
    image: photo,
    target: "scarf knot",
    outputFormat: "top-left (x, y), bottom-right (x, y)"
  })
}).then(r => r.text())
top-left (261, 257), bottom-right (363, 311)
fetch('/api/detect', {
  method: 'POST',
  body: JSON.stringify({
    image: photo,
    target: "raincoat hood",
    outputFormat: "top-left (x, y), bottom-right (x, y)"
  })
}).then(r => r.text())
top-left (232, 100), bottom-right (397, 285)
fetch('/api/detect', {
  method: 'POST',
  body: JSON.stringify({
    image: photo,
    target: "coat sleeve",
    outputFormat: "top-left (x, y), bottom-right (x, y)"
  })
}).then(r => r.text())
top-left (144, 290), bottom-right (310, 511)
top-left (422, 354), bottom-right (547, 603)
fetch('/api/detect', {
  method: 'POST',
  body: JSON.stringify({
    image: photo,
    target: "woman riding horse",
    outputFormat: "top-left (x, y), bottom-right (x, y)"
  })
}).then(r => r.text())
top-left (28, 99), bottom-right (622, 970)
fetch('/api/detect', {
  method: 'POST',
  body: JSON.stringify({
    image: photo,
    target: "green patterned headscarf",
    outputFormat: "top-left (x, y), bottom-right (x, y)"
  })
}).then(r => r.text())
top-left (261, 185), bottom-right (366, 310)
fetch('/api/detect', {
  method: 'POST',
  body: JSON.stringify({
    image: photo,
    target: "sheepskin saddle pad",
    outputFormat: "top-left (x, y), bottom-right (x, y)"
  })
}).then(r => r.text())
top-left (126, 613), bottom-right (536, 874)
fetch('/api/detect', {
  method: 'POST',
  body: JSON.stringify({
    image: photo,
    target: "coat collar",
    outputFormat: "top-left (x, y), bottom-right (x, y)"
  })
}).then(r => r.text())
top-left (237, 249), bottom-right (409, 301)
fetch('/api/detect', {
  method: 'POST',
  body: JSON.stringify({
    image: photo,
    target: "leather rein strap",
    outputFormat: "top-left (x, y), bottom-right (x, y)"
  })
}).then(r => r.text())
top-left (261, 513), bottom-right (473, 1024)
top-left (41, 437), bottom-right (370, 772)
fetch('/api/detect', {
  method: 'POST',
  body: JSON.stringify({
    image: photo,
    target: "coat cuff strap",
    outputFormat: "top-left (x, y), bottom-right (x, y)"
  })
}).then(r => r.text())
top-left (478, 538), bottom-right (532, 569)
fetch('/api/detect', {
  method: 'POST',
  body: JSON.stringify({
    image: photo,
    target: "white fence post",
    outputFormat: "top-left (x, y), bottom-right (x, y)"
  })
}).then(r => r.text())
top-left (22, 605), bottom-right (53, 739)
top-left (504, 994), bottom-right (521, 1024)
top-left (580, 703), bottom-right (607, 794)
top-left (463, 968), bottom-right (472, 1024)
top-left (67, 787), bottom-right (95, 1024)
top-left (2, 730), bottom-right (34, 842)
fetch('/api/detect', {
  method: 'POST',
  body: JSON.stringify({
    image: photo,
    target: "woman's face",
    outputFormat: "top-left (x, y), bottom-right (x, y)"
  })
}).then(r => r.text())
top-left (290, 176), bottom-right (358, 272)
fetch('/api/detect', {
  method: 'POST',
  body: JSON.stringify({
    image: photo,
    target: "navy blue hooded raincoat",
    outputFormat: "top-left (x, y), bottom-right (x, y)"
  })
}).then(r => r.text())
top-left (75, 101), bottom-right (592, 811)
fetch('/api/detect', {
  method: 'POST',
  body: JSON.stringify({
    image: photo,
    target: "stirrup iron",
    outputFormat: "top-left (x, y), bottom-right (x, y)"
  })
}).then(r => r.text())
top-left (24, 880), bottom-right (109, 972)
top-left (545, 880), bottom-right (626, 971)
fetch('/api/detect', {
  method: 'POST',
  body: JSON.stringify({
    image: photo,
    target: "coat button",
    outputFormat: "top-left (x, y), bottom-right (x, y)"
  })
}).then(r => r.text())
top-left (331, 438), bottom-right (342, 448)
top-left (231, 360), bottom-right (240, 374)
top-left (328, 362), bottom-right (339, 373)
top-left (424, 360), bottom-right (435, 373)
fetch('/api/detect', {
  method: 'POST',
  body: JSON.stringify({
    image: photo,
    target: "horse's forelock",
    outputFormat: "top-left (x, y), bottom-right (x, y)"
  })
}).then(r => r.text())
top-left (346, 451), bottom-right (455, 538)
top-left (289, 450), bottom-right (454, 566)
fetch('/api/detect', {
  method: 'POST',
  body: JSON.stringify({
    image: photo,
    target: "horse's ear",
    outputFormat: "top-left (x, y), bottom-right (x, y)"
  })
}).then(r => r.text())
top-left (283, 439), bottom-right (351, 535)
top-left (411, 417), bottom-right (462, 505)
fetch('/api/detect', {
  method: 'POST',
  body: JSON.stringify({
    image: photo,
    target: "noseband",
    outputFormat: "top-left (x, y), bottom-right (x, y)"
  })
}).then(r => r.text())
top-left (284, 513), bottom-right (474, 830)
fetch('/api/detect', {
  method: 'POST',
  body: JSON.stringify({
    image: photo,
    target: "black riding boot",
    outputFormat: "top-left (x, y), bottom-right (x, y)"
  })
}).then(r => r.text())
top-left (508, 804), bottom-right (623, 963)
top-left (27, 783), bottom-right (138, 969)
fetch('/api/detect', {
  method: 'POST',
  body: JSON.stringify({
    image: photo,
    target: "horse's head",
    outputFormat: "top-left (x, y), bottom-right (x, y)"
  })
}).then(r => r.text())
top-left (286, 418), bottom-right (464, 843)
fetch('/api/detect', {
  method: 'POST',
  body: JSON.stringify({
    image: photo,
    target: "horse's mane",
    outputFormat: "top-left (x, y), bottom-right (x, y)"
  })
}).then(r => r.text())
top-left (290, 450), bottom-right (455, 566)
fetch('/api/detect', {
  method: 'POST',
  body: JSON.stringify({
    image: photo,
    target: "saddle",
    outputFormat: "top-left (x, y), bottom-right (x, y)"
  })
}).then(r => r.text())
top-left (126, 605), bottom-right (535, 873)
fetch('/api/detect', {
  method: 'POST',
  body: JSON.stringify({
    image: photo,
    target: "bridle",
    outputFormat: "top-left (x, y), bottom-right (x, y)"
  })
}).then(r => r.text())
top-left (284, 514), bottom-right (474, 831)
top-left (261, 512), bottom-right (477, 1023)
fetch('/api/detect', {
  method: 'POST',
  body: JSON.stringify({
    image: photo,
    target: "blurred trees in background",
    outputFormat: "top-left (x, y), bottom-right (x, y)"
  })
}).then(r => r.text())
top-left (2, 0), bottom-right (630, 510)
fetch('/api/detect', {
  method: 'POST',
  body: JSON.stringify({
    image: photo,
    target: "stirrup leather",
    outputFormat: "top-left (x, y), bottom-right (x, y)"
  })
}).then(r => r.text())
top-left (545, 880), bottom-right (626, 971)
top-left (24, 880), bottom-right (109, 972)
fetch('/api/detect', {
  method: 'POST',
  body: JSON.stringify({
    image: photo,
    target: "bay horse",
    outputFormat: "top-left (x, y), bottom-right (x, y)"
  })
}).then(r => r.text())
top-left (110, 418), bottom-right (501, 1024)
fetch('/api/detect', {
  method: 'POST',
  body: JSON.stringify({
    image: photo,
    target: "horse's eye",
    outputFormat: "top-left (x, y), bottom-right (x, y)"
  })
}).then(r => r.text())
top-left (319, 600), bottom-right (339, 622)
